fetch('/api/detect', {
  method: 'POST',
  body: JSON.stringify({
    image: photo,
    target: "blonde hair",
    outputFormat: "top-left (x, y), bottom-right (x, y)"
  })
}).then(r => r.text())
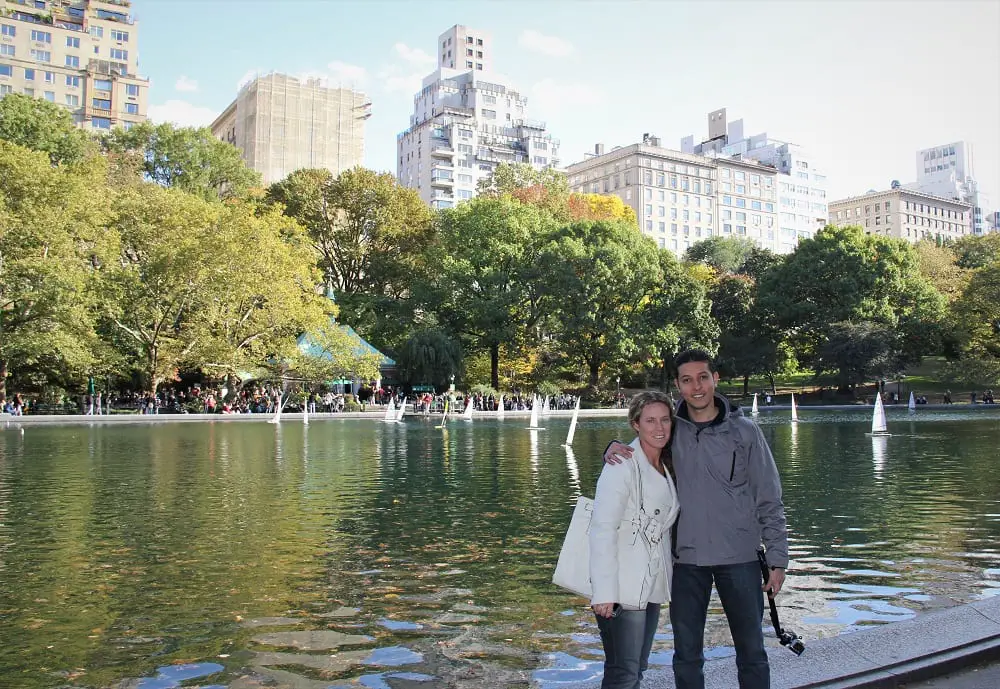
top-left (627, 390), bottom-right (675, 478)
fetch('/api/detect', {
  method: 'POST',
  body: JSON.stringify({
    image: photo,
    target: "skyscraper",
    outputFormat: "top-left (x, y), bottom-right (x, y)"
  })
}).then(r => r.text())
top-left (0, 0), bottom-right (148, 130)
top-left (396, 24), bottom-right (560, 209)
top-left (910, 142), bottom-right (988, 235)
top-left (210, 73), bottom-right (371, 186)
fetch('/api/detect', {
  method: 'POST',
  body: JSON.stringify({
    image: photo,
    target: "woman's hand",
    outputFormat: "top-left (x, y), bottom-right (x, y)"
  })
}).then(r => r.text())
top-left (604, 441), bottom-right (633, 465)
top-left (592, 602), bottom-right (616, 618)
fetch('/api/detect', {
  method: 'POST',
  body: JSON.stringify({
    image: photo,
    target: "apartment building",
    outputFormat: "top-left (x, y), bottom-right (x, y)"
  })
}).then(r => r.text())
top-left (565, 134), bottom-right (784, 256)
top-left (211, 73), bottom-right (370, 186)
top-left (828, 185), bottom-right (972, 244)
top-left (397, 25), bottom-right (560, 209)
top-left (0, 0), bottom-right (148, 129)
top-left (681, 108), bottom-right (828, 245)
top-left (910, 141), bottom-right (988, 235)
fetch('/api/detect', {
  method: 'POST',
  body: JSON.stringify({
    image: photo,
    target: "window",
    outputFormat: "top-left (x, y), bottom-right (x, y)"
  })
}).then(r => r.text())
top-left (765, 202), bottom-right (774, 212)
top-left (682, 210), bottom-right (689, 220)
top-left (645, 204), bottom-right (653, 216)
top-left (722, 182), bottom-right (732, 192)
top-left (482, 94), bottom-right (496, 105)
top-left (645, 220), bottom-right (653, 233)
top-left (126, 83), bottom-right (139, 97)
top-left (65, 75), bottom-right (80, 87)
top-left (0, 64), bottom-right (11, 77)
top-left (735, 171), bottom-right (746, 182)
top-left (875, 203), bottom-right (880, 212)
top-left (723, 223), bottom-right (732, 233)
top-left (0, 44), bottom-right (13, 56)
top-left (705, 182), bottom-right (712, 195)
top-left (65, 94), bottom-right (79, 106)
top-left (125, 102), bottom-right (138, 115)
top-left (457, 190), bottom-right (474, 200)
top-left (736, 184), bottom-right (745, 194)
top-left (480, 109), bottom-right (496, 119)
top-left (657, 173), bottom-right (665, 187)
top-left (736, 198), bottom-right (746, 208)
top-left (66, 36), bottom-right (80, 48)
top-left (65, 55), bottom-right (79, 68)
top-left (670, 208), bottom-right (677, 220)
top-left (477, 38), bottom-right (483, 45)
top-left (751, 200), bottom-right (761, 210)
top-left (466, 61), bottom-right (473, 68)
top-left (30, 49), bottom-right (51, 62)
top-left (91, 117), bottom-right (111, 130)
top-left (657, 190), bottom-right (665, 201)
top-left (477, 51), bottom-right (483, 58)
top-left (30, 29), bottom-right (52, 43)
top-left (110, 48), bottom-right (128, 61)
top-left (1, 24), bottom-right (14, 37)
top-left (476, 63), bottom-right (482, 70)
top-left (43, 71), bottom-right (53, 83)
top-left (751, 174), bottom-right (760, 184)
top-left (723, 210), bottom-right (732, 220)
top-left (736, 225), bottom-right (747, 235)
top-left (92, 98), bottom-right (111, 110)
top-left (466, 48), bottom-right (473, 56)
top-left (720, 168), bottom-right (731, 179)
top-left (24, 68), bottom-right (34, 80)
top-left (457, 173), bottom-right (473, 184)
top-left (722, 195), bottom-right (733, 206)
top-left (466, 36), bottom-right (473, 44)
top-left (532, 156), bottom-right (547, 165)
top-left (735, 212), bottom-right (746, 222)
top-left (93, 78), bottom-right (112, 92)
top-left (43, 90), bottom-right (54, 102)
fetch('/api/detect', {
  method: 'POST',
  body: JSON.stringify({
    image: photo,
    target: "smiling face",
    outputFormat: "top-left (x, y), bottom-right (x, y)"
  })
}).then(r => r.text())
top-left (631, 401), bottom-right (673, 456)
top-left (675, 361), bottom-right (720, 421)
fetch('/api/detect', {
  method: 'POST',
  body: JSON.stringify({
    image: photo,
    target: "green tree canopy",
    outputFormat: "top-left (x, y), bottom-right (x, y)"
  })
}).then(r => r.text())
top-left (395, 328), bottom-right (463, 389)
top-left (0, 93), bottom-right (94, 165)
top-left (535, 220), bottom-right (663, 388)
top-left (813, 321), bottom-right (911, 389)
top-left (476, 162), bottom-right (571, 219)
top-left (951, 234), bottom-right (1000, 270)
top-left (0, 141), bottom-right (110, 401)
top-left (684, 236), bottom-right (758, 275)
top-left (99, 121), bottom-right (261, 200)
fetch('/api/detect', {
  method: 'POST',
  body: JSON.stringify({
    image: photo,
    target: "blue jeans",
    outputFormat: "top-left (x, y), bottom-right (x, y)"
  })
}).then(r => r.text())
top-left (670, 562), bottom-right (768, 689)
top-left (595, 603), bottom-right (661, 689)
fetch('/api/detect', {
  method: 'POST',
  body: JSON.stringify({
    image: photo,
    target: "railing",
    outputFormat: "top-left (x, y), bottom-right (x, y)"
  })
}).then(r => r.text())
top-left (514, 118), bottom-right (546, 130)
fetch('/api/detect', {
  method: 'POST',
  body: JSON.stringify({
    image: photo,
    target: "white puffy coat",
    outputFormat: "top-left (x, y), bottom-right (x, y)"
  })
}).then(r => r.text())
top-left (589, 437), bottom-right (679, 609)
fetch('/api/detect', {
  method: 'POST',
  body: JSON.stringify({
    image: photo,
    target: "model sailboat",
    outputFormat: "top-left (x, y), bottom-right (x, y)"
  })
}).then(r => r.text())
top-left (751, 393), bottom-right (759, 416)
top-left (395, 400), bottom-right (406, 421)
top-left (268, 394), bottom-right (284, 424)
top-left (908, 392), bottom-right (916, 414)
top-left (497, 394), bottom-right (505, 420)
top-left (383, 399), bottom-right (396, 422)
top-left (527, 395), bottom-right (544, 430)
top-left (790, 393), bottom-right (798, 423)
top-left (434, 400), bottom-right (450, 429)
top-left (871, 393), bottom-right (890, 436)
top-left (463, 397), bottom-right (474, 420)
top-left (562, 396), bottom-right (581, 447)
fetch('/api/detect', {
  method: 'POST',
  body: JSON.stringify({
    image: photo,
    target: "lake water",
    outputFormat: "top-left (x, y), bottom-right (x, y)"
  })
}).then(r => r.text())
top-left (2, 408), bottom-right (999, 688)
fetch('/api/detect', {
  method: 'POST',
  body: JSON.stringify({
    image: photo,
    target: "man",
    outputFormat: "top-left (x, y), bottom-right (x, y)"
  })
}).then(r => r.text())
top-left (605, 349), bottom-right (788, 689)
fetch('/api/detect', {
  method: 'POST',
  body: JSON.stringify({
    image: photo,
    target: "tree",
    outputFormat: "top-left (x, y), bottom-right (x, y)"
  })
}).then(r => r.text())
top-left (0, 142), bottom-right (110, 402)
top-left (266, 167), bottom-right (435, 345)
top-left (684, 236), bottom-right (758, 274)
top-left (476, 162), bottom-right (570, 219)
top-left (395, 328), bottom-right (463, 388)
top-left (951, 234), bottom-right (1000, 270)
top-left (535, 220), bottom-right (663, 388)
top-left (951, 262), bottom-right (1000, 360)
top-left (0, 93), bottom-right (93, 165)
top-left (429, 197), bottom-right (553, 389)
top-left (813, 321), bottom-right (909, 389)
top-left (914, 240), bottom-right (971, 302)
top-left (99, 121), bottom-right (261, 200)
top-left (290, 320), bottom-right (384, 385)
top-left (566, 193), bottom-right (637, 225)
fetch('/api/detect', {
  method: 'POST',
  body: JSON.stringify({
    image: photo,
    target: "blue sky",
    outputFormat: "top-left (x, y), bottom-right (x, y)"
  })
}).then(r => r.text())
top-left (137, 0), bottom-right (999, 207)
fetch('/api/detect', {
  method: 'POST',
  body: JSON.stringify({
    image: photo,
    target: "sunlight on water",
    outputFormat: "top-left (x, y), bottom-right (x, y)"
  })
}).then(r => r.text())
top-left (1, 408), bottom-right (1000, 686)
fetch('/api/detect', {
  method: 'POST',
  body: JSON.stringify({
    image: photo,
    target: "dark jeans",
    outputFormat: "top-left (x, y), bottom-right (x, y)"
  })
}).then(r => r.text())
top-left (595, 603), bottom-right (661, 689)
top-left (670, 561), bottom-right (768, 689)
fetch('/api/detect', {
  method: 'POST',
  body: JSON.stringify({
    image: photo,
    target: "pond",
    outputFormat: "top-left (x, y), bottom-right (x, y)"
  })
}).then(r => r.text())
top-left (1, 408), bottom-right (999, 688)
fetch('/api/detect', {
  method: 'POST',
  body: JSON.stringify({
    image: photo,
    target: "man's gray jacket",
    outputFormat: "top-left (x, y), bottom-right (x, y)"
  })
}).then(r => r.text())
top-left (672, 394), bottom-right (789, 569)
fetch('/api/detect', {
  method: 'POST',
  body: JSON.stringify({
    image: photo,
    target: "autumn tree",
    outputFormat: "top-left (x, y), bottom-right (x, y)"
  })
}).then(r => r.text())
top-left (0, 93), bottom-right (93, 165)
top-left (476, 162), bottom-right (571, 219)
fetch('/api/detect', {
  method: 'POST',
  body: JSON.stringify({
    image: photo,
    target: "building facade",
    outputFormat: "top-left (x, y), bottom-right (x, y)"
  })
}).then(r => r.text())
top-left (396, 25), bottom-right (560, 210)
top-left (211, 72), bottom-right (370, 186)
top-left (566, 135), bottom-right (784, 255)
top-left (828, 186), bottom-right (972, 244)
top-left (909, 141), bottom-right (988, 235)
top-left (681, 108), bottom-right (828, 245)
top-left (0, 0), bottom-right (148, 130)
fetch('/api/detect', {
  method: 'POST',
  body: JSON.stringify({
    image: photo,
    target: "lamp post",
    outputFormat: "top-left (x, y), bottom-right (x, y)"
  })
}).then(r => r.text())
top-left (616, 376), bottom-right (621, 407)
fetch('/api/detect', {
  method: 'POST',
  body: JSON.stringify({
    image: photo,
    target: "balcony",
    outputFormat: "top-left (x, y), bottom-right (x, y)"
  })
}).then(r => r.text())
top-left (431, 191), bottom-right (454, 202)
top-left (514, 118), bottom-right (546, 130)
top-left (430, 174), bottom-right (454, 188)
top-left (430, 143), bottom-right (455, 158)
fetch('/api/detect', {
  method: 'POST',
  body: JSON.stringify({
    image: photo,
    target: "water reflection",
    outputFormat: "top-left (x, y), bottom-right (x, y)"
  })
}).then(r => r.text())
top-left (1, 409), bottom-right (1000, 687)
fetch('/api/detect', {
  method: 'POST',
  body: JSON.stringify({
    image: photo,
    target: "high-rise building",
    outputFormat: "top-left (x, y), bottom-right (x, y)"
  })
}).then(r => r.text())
top-left (828, 185), bottom-right (972, 244)
top-left (566, 134), bottom-right (784, 255)
top-left (0, 0), bottom-right (148, 130)
top-left (681, 108), bottom-right (828, 245)
top-left (211, 72), bottom-right (371, 186)
top-left (396, 24), bottom-right (560, 209)
top-left (909, 141), bottom-right (988, 235)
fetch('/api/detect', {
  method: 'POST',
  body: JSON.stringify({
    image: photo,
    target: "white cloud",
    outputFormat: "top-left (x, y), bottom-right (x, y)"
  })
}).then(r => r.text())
top-left (174, 75), bottom-right (199, 92)
top-left (394, 42), bottom-right (436, 67)
top-left (530, 79), bottom-right (602, 115)
top-left (519, 29), bottom-right (575, 58)
top-left (325, 60), bottom-right (367, 84)
top-left (376, 64), bottom-right (425, 95)
top-left (148, 100), bottom-right (219, 128)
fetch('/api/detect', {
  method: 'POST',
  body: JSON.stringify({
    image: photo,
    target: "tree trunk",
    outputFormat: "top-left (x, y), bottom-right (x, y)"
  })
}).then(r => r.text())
top-left (768, 374), bottom-right (776, 394)
top-left (743, 375), bottom-right (750, 397)
top-left (0, 358), bottom-right (6, 405)
top-left (589, 361), bottom-right (600, 389)
top-left (490, 343), bottom-right (499, 391)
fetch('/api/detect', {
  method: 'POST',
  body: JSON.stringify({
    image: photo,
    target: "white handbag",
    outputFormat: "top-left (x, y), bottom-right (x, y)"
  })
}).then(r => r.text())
top-left (552, 449), bottom-right (659, 607)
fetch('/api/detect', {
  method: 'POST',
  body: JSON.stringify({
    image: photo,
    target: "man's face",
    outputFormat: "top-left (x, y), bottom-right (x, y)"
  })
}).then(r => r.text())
top-left (675, 361), bottom-right (719, 413)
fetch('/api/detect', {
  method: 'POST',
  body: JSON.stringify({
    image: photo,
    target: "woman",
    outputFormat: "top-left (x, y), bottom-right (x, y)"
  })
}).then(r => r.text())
top-left (590, 391), bottom-right (679, 689)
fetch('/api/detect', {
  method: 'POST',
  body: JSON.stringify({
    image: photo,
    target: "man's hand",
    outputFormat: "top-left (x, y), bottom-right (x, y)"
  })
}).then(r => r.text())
top-left (763, 567), bottom-right (786, 598)
top-left (592, 602), bottom-right (615, 618)
top-left (604, 441), bottom-right (633, 465)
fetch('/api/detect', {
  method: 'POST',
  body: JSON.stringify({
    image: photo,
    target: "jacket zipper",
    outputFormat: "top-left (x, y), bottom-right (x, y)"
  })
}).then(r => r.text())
top-left (729, 450), bottom-right (736, 481)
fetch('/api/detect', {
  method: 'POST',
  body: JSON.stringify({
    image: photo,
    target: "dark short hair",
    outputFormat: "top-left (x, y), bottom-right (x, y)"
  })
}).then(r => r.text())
top-left (673, 349), bottom-right (716, 375)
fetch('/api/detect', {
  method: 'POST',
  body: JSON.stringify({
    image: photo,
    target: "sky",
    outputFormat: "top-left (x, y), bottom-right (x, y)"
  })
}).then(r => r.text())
top-left (135, 0), bottom-right (1000, 207)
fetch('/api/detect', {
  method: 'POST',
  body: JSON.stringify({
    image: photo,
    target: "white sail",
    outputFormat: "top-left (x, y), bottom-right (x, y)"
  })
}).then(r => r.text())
top-left (872, 393), bottom-right (888, 434)
top-left (435, 400), bottom-right (450, 429)
top-left (751, 393), bottom-right (759, 416)
top-left (497, 394), bottom-right (505, 420)
top-left (396, 400), bottom-right (406, 421)
top-left (463, 397), bottom-right (474, 420)
top-left (268, 393), bottom-right (283, 424)
top-left (542, 395), bottom-right (551, 414)
top-left (302, 397), bottom-right (309, 425)
top-left (908, 392), bottom-right (916, 414)
top-left (528, 395), bottom-right (540, 429)
top-left (383, 399), bottom-right (396, 422)
top-left (790, 393), bottom-right (798, 422)
top-left (563, 396), bottom-right (581, 447)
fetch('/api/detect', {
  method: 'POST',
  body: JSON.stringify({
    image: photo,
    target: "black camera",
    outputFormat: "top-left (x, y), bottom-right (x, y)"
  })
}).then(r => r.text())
top-left (779, 630), bottom-right (806, 656)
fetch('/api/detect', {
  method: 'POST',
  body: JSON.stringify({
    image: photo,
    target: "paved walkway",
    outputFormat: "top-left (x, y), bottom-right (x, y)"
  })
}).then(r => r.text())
top-left (902, 660), bottom-right (1000, 688)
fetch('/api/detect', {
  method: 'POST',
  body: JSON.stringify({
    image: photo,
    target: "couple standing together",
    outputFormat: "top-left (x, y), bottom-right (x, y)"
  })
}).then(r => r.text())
top-left (590, 349), bottom-right (788, 689)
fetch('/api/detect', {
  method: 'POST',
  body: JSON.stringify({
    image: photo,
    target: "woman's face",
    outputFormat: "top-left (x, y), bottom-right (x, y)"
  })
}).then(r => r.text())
top-left (631, 402), bottom-right (672, 452)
